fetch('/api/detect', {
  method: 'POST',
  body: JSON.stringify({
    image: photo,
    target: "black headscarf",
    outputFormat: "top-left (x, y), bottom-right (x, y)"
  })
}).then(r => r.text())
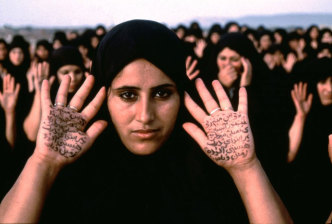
top-left (49, 46), bottom-right (85, 76)
top-left (92, 19), bottom-right (186, 94)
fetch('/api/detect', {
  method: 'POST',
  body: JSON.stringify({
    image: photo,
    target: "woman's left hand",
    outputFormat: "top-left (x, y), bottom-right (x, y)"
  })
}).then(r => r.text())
top-left (239, 57), bottom-right (252, 87)
top-left (183, 78), bottom-right (256, 171)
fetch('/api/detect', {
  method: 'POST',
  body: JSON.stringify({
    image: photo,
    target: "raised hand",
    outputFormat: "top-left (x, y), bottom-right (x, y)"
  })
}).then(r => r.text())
top-left (183, 78), bottom-right (255, 170)
top-left (239, 57), bottom-right (252, 87)
top-left (0, 74), bottom-right (20, 114)
top-left (185, 56), bottom-right (200, 80)
top-left (291, 82), bottom-right (313, 117)
top-left (218, 65), bottom-right (238, 88)
top-left (34, 75), bottom-right (107, 168)
top-left (27, 61), bottom-right (55, 93)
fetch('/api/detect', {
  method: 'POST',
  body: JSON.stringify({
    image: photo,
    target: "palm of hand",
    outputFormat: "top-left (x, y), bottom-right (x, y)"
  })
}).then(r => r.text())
top-left (37, 106), bottom-right (88, 166)
top-left (0, 92), bottom-right (17, 113)
top-left (203, 111), bottom-right (254, 168)
top-left (297, 98), bottom-right (311, 115)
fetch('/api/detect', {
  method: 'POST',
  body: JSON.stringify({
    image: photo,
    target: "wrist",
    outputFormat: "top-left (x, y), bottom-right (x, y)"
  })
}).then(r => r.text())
top-left (227, 157), bottom-right (261, 177)
top-left (295, 113), bottom-right (307, 120)
top-left (29, 152), bottom-right (63, 177)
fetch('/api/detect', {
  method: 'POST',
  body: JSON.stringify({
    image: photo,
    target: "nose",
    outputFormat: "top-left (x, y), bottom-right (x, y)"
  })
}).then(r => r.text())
top-left (68, 72), bottom-right (76, 82)
top-left (327, 79), bottom-right (332, 92)
top-left (135, 96), bottom-right (154, 124)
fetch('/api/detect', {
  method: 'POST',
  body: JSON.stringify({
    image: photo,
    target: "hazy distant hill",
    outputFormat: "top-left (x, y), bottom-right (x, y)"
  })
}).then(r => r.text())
top-left (185, 13), bottom-right (332, 29)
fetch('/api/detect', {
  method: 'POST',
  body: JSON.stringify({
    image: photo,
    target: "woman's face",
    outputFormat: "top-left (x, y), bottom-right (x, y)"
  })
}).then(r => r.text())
top-left (36, 45), bottom-right (49, 61)
top-left (210, 32), bottom-right (220, 44)
top-left (53, 40), bottom-right (62, 50)
top-left (107, 58), bottom-right (180, 155)
top-left (57, 65), bottom-right (84, 93)
top-left (9, 47), bottom-right (24, 66)
top-left (321, 32), bottom-right (332, 44)
top-left (259, 34), bottom-right (272, 51)
top-left (217, 47), bottom-right (243, 74)
top-left (0, 43), bottom-right (8, 61)
top-left (317, 76), bottom-right (332, 106)
top-left (309, 27), bottom-right (319, 40)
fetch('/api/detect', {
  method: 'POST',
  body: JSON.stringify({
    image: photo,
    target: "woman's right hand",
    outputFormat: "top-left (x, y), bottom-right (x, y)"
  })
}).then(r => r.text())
top-left (291, 82), bottom-right (313, 117)
top-left (33, 75), bottom-right (107, 168)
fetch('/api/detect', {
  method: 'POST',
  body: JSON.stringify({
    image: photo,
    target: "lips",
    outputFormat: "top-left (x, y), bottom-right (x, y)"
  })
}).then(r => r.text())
top-left (131, 129), bottom-right (159, 139)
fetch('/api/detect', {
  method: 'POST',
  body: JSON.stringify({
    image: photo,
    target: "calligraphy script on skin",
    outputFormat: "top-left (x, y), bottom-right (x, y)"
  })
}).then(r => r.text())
top-left (204, 112), bottom-right (250, 161)
top-left (41, 106), bottom-right (87, 158)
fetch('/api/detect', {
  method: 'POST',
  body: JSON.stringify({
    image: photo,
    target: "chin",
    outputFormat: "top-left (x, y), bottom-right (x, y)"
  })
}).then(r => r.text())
top-left (126, 142), bottom-right (161, 156)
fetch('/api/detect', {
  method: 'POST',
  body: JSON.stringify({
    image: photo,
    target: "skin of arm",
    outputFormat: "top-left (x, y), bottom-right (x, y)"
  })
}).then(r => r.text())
top-left (0, 75), bottom-right (107, 223)
top-left (287, 82), bottom-right (313, 162)
top-left (183, 78), bottom-right (293, 224)
top-left (23, 89), bottom-right (42, 141)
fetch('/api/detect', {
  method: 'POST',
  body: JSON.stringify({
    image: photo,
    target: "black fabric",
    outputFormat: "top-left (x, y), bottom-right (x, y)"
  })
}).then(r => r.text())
top-left (39, 19), bottom-right (248, 223)
top-left (49, 46), bottom-right (85, 76)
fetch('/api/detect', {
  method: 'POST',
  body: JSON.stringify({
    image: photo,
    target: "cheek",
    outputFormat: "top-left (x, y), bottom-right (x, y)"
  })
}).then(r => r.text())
top-left (157, 100), bottom-right (180, 129)
top-left (232, 62), bottom-right (243, 73)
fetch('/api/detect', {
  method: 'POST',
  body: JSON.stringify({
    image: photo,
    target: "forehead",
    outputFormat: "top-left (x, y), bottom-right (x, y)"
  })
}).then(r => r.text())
top-left (111, 59), bottom-right (175, 88)
top-left (10, 47), bottom-right (23, 53)
top-left (218, 47), bottom-right (240, 57)
top-left (58, 64), bottom-right (82, 71)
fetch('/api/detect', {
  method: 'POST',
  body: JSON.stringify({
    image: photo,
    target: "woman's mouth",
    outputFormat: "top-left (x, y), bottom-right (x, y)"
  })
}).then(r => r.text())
top-left (131, 129), bottom-right (159, 139)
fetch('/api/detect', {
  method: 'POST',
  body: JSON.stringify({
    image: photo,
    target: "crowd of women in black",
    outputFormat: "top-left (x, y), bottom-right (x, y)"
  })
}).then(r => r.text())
top-left (0, 20), bottom-right (331, 223)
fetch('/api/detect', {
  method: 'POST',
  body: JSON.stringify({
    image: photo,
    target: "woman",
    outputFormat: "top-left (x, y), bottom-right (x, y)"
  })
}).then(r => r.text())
top-left (286, 57), bottom-right (332, 223)
top-left (0, 20), bottom-right (292, 224)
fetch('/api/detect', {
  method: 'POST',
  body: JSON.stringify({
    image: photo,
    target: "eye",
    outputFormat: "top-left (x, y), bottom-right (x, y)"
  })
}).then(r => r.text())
top-left (219, 56), bottom-right (227, 61)
top-left (60, 70), bottom-right (69, 75)
top-left (154, 89), bottom-right (172, 99)
top-left (119, 91), bottom-right (137, 101)
top-left (230, 57), bottom-right (240, 62)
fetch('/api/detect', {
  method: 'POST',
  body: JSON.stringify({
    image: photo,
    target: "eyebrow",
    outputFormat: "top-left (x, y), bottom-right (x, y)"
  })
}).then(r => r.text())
top-left (112, 83), bottom-right (176, 91)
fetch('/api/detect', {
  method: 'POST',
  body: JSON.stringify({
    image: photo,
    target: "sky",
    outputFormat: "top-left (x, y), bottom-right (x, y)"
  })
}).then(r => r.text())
top-left (1, 0), bottom-right (332, 28)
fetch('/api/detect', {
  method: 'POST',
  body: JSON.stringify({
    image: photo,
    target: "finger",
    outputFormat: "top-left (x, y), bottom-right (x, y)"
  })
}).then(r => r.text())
top-left (241, 57), bottom-right (248, 73)
top-left (9, 75), bottom-right (15, 92)
top-left (81, 87), bottom-right (106, 123)
top-left (41, 79), bottom-right (52, 111)
top-left (237, 87), bottom-right (248, 114)
top-left (54, 75), bottom-right (71, 106)
top-left (3, 74), bottom-right (9, 91)
top-left (15, 83), bottom-right (20, 97)
top-left (195, 78), bottom-right (219, 114)
top-left (184, 91), bottom-right (207, 124)
top-left (189, 70), bottom-right (200, 80)
top-left (307, 93), bottom-right (313, 108)
top-left (85, 120), bottom-right (108, 150)
top-left (37, 63), bottom-right (42, 79)
top-left (182, 122), bottom-right (207, 150)
top-left (185, 56), bottom-right (192, 69)
top-left (212, 80), bottom-right (233, 111)
top-left (69, 75), bottom-right (94, 111)
top-left (302, 83), bottom-right (308, 101)
top-left (298, 82), bottom-right (303, 98)
top-left (293, 83), bottom-right (299, 99)
top-left (188, 59), bottom-right (198, 75)
top-left (43, 62), bottom-right (50, 78)
top-left (49, 76), bottom-right (56, 87)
